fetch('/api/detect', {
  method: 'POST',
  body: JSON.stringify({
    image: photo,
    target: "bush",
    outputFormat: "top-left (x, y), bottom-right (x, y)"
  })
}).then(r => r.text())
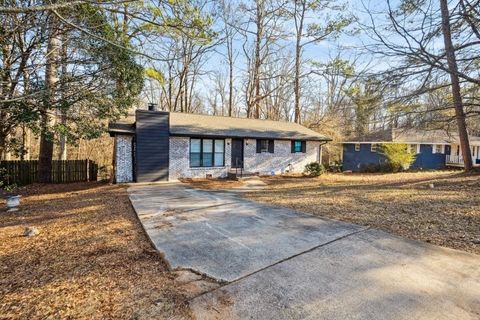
top-left (304, 162), bottom-right (325, 177)
top-left (380, 143), bottom-right (416, 172)
top-left (0, 168), bottom-right (17, 194)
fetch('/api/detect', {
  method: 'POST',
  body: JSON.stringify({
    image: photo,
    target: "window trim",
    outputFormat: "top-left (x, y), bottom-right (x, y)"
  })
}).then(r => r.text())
top-left (370, 144), bottom-right (377, 152)
top-left (189, 138), bottom-right (225, 168)
top-left (354, 144), bottom-right (361, 152)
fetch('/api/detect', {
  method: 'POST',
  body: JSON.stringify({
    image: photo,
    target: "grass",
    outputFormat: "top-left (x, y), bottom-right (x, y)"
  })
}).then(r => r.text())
top-left (243, 171), bottom-right (480, 254)
top-left (0, 182), bottom-right (192, 320)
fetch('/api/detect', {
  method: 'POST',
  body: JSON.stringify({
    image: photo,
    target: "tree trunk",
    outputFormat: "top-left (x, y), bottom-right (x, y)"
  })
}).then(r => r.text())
top-left (294, 1), bottom-right (305, 124)
top-left (58, 32), bottom-right (68, 160)
top-left (253, 0), bottom-right (263, 119)
top-left (439, 0), bottom-right (473, 170)
top-left (38, 15), bottom-right (60, 183)
top-left (228, 36), bottom-right (234, 117)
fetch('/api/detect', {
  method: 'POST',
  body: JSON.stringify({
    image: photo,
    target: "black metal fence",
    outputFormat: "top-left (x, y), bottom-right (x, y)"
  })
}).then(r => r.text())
top-left (0, 160), bottom-right (98, 186)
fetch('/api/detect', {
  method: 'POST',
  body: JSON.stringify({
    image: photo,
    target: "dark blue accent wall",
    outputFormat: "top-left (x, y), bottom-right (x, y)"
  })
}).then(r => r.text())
top-left (135, 110), bottom-right (170, 182)
top-left (411, 144), bottom-right (446, 170)
top-left (342, 143), bottom-right (447, 171)
top-left (342, 144), bottom-right (386, 171)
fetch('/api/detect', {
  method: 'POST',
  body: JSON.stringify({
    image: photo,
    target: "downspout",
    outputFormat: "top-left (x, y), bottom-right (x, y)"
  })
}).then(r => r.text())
top-left (319, 141), bottom-right (329, 164)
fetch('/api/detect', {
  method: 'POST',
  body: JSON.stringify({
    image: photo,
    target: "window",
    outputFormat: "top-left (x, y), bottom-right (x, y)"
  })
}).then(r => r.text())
top-left (214, 140), bottom-right (225, 166)
top-left (190, 138), bottom-right (225, 167)
top-left (433, 144), bottom-right (443, 154)
top-left (256, 139), bottom-right (274, 153)
top-left (354, 144), bottom-right (361, 152)
top-left (371, 144), bottom-right (377, 152)
top-left (292, 140), bottom-right (306, 153)
top-left (408, 144), bottom-right (419, 154)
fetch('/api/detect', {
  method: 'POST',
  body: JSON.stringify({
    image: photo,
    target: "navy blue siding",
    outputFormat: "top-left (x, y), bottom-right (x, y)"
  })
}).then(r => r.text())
top-left (135, 110), bottom-right (170, 182)
top-left (342, 143), bottom-right (447, 171)
top-left (342, 144), bottom-right (386, 171)
top-left (411, 144), bottom-right (446, 170)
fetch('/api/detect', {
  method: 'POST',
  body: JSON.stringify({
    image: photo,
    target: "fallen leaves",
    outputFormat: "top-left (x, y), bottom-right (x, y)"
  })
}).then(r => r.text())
top-left (0, 182), bottom-right (192, 320)
top-left (245, 172), bottom-right (480, 254)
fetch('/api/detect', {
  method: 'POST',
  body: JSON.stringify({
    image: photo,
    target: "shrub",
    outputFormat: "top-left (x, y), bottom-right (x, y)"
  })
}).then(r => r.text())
top-left (304, 162), bottom-right (325, 177)
top-left (380, 143), bottom-right (416, 172)
top-left (0, 168), bottom-right (17, 194)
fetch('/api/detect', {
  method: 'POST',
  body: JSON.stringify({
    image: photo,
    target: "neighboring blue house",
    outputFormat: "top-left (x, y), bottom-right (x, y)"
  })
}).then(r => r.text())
top-left (342, 129), bottom-right (480, 171)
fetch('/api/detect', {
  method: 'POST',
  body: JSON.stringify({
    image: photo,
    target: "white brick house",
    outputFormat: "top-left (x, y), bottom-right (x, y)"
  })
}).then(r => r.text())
top-left (109, 110), bottom-right (330, 183)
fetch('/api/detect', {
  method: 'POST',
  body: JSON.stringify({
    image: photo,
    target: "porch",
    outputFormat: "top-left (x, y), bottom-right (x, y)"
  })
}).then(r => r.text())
top-left (445, 155), bottom-right (480, 167)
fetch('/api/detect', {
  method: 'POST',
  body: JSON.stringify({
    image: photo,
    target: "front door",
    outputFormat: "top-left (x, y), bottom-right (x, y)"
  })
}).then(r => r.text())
top-left (231, 139), bottom-right (244, 168)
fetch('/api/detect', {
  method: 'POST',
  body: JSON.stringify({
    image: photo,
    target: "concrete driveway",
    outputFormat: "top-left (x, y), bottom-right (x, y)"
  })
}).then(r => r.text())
top-left (129, 183), bottom-right (480, 320)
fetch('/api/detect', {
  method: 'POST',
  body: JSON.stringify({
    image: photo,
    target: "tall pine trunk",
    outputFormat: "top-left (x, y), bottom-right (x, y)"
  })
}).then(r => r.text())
top-left (253, 0), bottom-right (263, 119)
top-left (38, 15), bottom-right (60, 183)
top-left (439, 0), bottom-right (473, 171)
top-left (58, 32), bottom-right (68, 160)
top-left (293, 1), bottom-right (305, 124)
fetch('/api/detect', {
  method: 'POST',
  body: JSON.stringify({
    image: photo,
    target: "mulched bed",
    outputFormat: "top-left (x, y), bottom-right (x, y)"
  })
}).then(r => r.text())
top-left (0, 182), bottom-right (192, 319)
top-left (243, 172), bottom-right (480, 254)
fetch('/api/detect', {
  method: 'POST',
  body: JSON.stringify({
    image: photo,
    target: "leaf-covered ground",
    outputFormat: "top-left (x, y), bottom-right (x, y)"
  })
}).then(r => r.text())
top-left (0, 183), bottom-right (192, 320)
top-left (242, 172), bottom-right (480, 254)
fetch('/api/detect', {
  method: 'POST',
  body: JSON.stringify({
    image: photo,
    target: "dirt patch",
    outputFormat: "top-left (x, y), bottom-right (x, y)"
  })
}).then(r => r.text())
top-left (240, 172), bottom-right (480, 254)
top-left (0, 182), bottom-right (193, 319)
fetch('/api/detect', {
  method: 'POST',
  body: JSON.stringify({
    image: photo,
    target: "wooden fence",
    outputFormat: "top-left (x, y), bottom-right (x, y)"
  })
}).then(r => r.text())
top-left (0, 160), bottom-right (98, 186)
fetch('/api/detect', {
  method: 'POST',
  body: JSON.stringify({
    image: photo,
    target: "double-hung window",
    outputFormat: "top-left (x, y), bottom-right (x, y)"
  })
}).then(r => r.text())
top-left (190, 138), bottom-right (225, 167)
top-left (433, 144), bottom-right (443, 154)
top-left (291, 140), bottom-right (306, 153)
top-left (256, 139), bottom-right (274, 153)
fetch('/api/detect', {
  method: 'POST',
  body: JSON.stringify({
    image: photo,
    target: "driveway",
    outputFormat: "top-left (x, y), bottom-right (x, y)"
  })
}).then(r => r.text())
top-left (129, 183), bottom-right (480, 320)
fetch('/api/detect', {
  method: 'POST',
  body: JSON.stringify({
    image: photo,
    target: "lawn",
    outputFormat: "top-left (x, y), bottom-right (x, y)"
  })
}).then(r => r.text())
top-left (241, 171), bottom-right (480, 254)
top-left (0, 183), bottom-right (193, 319)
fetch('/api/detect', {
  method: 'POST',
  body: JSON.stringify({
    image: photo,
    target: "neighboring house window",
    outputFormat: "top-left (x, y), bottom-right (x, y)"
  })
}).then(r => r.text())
top-left (291, 140), bottom-right (306, 153)
top-left (433, 144), bottom-right (444, 154)
top-left (355, 144), bottom-right (361, 152)
top-left (190, 138), bottom-right (225, 167)
top-left (371, 144), bottom-right (377, 152)
top-left (256, 139), bottom-right (274, 153)
top-left (408, 144), bottom-right (419, 154)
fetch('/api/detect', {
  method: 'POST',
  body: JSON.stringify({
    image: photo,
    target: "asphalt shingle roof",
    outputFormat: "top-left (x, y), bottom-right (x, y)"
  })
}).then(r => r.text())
top-left (168, 112), bottom-right (330, 141)
top-left (344, 128), bottom-right (480, 145)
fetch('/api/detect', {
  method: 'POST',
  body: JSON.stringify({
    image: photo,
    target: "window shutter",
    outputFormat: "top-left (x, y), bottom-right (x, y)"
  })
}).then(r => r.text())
top-left (256, 139), bottom-right (261, 153)
top-left (291, 141), bottom-right (295, 153)
top-left (301, 141), bottom-right (306, 153)
top-left (268, 140), bottom-right (274, 153)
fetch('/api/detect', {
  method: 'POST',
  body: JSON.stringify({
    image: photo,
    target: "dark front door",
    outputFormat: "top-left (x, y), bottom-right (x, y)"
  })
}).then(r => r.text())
top-left (231, 139), bottom-right (244, 168)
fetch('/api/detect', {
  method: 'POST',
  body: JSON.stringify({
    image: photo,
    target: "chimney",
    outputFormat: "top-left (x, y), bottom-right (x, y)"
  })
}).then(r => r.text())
top-left (148, 103), bottom-right (157, 111)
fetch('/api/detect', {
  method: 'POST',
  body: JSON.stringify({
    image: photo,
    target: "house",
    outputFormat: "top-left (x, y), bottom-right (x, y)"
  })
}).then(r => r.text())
top-left (108, 110), bottom-right (331, 183)
top-left (342, 128), bottom-right (480, 171)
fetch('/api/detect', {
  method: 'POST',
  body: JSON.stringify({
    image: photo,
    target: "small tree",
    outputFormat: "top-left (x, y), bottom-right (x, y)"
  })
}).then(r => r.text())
top-left (380, 144), bottom-right (416, 172)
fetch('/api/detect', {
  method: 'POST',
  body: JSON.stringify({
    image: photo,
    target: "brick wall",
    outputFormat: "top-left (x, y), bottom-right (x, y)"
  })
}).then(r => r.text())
top-left (168, 136), bottom-right (320, 180)
top-left (244, 139), bottom-right (320, 175)
top-left (115, 135), bottom-right (133, 183)
top-left (169, 137), bottom-right (232, 180)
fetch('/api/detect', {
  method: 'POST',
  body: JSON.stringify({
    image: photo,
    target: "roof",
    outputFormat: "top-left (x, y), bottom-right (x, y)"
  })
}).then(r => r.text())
top-left (108, 122), bottom-right (135, 136)
top-left (167, 112), bottom-right (330, 141)
top-left (109, 110), bottom-right (331, 141)
top-left (343, 128), bottom-right (480, 145)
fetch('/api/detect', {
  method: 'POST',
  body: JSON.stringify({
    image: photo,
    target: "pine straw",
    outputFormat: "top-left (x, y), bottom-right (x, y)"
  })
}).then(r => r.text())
top-left (243, 171), bottom-right (480, 254)
top-left (0, 182), bottom-right (192, 320)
